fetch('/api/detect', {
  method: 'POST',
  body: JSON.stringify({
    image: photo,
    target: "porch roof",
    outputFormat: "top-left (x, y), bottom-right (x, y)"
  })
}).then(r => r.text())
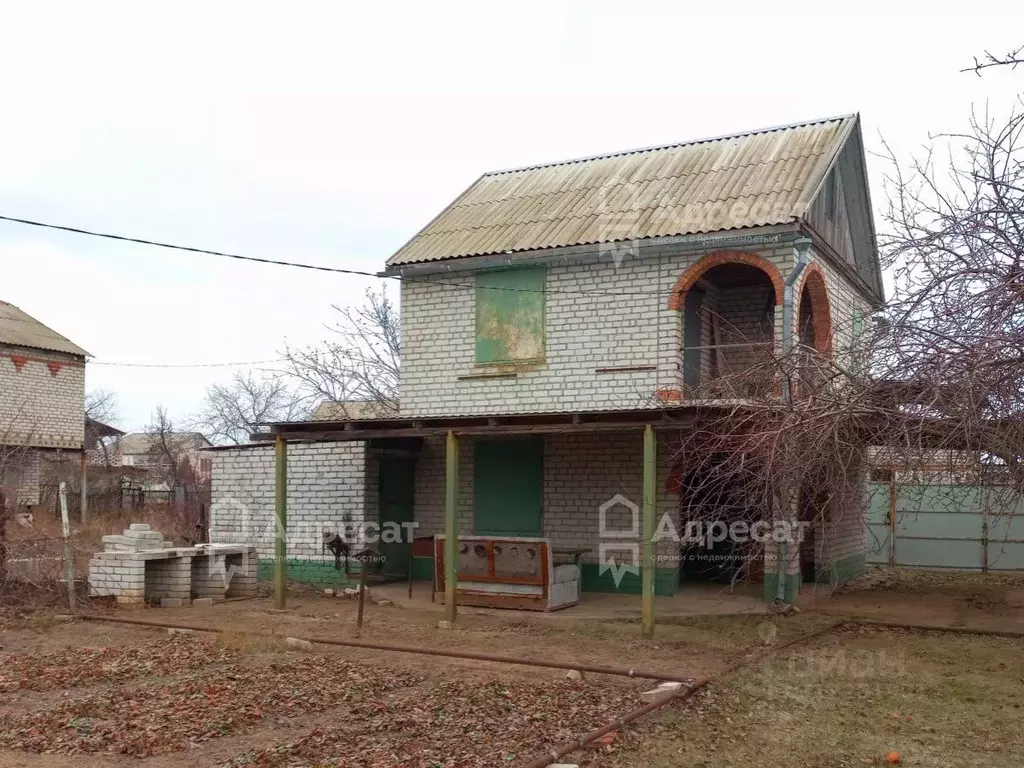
top-left (244, 405), bottom-right (747, 444)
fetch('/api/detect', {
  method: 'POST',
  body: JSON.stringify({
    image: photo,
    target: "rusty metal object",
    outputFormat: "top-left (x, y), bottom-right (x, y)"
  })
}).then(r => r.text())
top-left (851, 617), bottom-right (1024, 640)
top-left (518, 619), bottom-right (846, 768)
top-left (78, 613), bottom-right (694, 683)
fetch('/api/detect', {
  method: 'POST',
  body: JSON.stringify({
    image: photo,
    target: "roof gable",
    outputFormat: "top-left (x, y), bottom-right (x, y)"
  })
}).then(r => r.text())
top-left (0, 300), bottom-right (90, 357)
top-left (387, 114), bottom-right (859, 267)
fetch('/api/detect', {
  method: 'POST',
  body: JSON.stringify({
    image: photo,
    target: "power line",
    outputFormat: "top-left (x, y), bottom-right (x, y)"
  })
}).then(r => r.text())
top-left (89, 358), bottom-right (284, 368)
top-left (0, 212), bottom-right (691, 298)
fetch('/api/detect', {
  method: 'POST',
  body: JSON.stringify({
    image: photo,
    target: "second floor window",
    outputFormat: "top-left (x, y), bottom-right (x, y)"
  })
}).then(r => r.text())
top-left (474, 266), bottom-right (546, 364)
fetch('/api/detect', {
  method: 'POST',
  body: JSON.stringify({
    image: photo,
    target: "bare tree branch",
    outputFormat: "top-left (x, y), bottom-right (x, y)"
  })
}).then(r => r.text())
top-left (962, 45), bottom-right (1024, 75)
top-left (279, 287), bottom-right (400, 417)
top-left (193, 372), bottom-right (306, 444)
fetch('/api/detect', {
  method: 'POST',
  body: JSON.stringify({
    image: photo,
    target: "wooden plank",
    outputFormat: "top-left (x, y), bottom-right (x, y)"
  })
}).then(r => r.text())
top-left (274, 436), bottom-right (288, 611)
top-left (641, 424), bottom-right (656, 638)
top-left (444, 431), bottom-right (459, 623)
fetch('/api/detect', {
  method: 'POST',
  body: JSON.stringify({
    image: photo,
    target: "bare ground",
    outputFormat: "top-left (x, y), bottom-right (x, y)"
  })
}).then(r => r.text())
top-left (0, 572), bottom-right (1021, 767)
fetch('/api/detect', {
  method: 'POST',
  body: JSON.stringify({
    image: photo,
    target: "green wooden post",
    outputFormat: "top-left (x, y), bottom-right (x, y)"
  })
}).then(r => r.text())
top-left (642, 424), bottom-right (657, 638)
top-left (274, 434), bottom-right (288, 611)
top-left (444, 430), bottom-right (459, 623)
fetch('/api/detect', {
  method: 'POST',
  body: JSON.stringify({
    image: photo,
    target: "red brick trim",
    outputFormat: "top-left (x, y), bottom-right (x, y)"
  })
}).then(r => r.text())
top-left (668, 250), bottom-right (785, 310)
top-left (47, 361), bottom-right (62, 377)
top-left (796, 263), bottom-right (833, 354)
top-left (666, 463), bottom-right (684, 493)
top-left (3, 353), bottom-right (84, 369)
top-left (654, 387), bottom-right (682, 403)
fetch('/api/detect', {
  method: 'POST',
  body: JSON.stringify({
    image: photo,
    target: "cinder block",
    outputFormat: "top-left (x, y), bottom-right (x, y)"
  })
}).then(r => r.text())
top-left (160, 597), bottom-right (185, 608)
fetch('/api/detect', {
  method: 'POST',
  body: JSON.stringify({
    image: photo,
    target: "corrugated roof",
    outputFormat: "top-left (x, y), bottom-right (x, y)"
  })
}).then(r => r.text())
top-left (311, 400), bottom-right (395, 421)
top-left (0, 300), bottom-right (90, 357)
top-left (118, 432), bottom-right (211, 454)
top-left (388, 115), bottom-right (856, 266)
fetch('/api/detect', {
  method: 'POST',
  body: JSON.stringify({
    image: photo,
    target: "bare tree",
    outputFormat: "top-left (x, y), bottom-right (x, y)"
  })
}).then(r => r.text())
top-left (144, 406), bottom-right (191, 487)
top-left (85, 388), bottom-right (119, 425)
top-left (281, 287), bottom-right (400, 417)
top-left (963, 44), bottom-right (1024, 75)
top-left (194, 371), bottom-right (306, 445)
top-left (877, 101), bottom-right (1024, 482)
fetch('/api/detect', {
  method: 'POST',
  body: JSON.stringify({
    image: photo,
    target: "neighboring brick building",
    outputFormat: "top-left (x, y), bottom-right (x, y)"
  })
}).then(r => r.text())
top-left (211, 114), bottom-right (883, 601)
top-left (0, 301), bottom-right (88, 506)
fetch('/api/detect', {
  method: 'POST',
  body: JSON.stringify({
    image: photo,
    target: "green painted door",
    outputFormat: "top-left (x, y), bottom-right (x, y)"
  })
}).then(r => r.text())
top-left (378, 455), bottom-right (416, 578)
top-left (473, 439), bottom-right (543, 536)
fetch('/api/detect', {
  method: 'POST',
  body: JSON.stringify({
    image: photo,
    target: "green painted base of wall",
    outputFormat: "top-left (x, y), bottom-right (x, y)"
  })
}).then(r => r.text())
top-left (763, 571), bottom-right (801, 603)
top-left (815, 554), bottom-right (867, 588)
top-left (278, 556), bottom-right (679, 597)
top-left (579, 565), bottom-right (677, 596)
top-left (257, 560), bottom-right (361, 589)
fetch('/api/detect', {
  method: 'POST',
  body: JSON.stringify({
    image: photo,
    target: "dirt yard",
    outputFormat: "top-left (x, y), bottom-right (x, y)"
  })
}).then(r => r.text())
top-left (0, 572), bottom-right (1021, 767)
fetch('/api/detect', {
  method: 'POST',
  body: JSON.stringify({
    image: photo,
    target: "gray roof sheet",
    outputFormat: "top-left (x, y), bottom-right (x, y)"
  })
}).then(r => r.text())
top-left (0, 300), bottom-right (89, 357)
top-left (388, 115), bottom-right (856, 266)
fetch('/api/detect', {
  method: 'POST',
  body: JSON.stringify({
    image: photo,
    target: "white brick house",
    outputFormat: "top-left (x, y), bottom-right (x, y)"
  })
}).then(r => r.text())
top-left (0, 301), bottom-right (88, 506)
top-left (211, 114), bottom-right (882, 602)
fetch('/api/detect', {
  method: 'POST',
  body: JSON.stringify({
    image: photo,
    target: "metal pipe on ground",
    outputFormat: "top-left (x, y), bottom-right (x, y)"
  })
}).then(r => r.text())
top-left (851, 617), bottom-right (1024, 640)
top-left (77, 613), bottom-right (694, 683)
top-left (518, 619), bottom-right (846, 768)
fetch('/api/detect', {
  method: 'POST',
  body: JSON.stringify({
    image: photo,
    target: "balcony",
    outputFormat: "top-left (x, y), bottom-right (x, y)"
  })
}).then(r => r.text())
top-left (680, 262), bottom-right (778, 399)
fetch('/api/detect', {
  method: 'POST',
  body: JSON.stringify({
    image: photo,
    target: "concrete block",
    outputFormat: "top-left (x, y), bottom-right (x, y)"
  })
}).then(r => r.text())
top-left (160, 597), bottom-right (185, 608)
top-left (639, 681), bottom-right (685, 702)
top-left (129, 523), bottom-right (152, 532)
top-left (191, 598), bottom-right (214, 607)
top-left (284, 637), bottom-right (314, 651)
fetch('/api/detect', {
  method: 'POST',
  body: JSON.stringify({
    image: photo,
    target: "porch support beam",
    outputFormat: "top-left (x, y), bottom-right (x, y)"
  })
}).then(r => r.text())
top-left (274, 435), bottom-right (288, 611)
top-left (444, 430), bottom-right (459, 623)
top-left (642, 424), bottom-right (657, 638)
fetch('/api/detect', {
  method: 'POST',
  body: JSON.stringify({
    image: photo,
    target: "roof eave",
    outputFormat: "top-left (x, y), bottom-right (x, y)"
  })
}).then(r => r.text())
top-left (382, 223), bottom-right (804, 276)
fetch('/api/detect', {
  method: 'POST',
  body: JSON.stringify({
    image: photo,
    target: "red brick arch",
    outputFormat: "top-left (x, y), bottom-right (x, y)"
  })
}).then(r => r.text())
top-left (667, 250), bottom-right (785, 310)
top-left (796, 262), bottom-right (833, 355)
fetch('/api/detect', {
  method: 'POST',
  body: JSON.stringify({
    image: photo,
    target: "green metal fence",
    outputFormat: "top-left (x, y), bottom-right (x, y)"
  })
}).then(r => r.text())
top-left (867, 482), bottom-right (1024, 571)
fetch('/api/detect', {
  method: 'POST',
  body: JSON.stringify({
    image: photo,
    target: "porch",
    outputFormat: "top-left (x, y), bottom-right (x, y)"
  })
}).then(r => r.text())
top-left (248, 406), bottom-right (816, 636)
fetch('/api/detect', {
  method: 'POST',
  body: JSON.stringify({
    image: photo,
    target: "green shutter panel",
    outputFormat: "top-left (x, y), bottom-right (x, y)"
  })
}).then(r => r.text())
top-left (475, 267), bottom-right (545, 364)
top-left (473, 439), bottom-right (543, 537)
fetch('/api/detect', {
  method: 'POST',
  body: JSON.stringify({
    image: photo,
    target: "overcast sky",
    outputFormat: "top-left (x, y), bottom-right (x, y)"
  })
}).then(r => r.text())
top-left (1, 1), bottom-right (1021, 431)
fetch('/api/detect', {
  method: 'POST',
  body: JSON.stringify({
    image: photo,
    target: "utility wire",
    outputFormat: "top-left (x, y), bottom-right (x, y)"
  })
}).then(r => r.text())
top-left (90, 358), bottom-right (285, 368)
top-left (0, 212), bottom-right (712, 299)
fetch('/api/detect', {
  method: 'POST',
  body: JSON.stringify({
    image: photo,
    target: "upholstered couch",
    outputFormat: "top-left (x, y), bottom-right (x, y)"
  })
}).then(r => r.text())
top-left (434, 535), bottom-right (580, 611)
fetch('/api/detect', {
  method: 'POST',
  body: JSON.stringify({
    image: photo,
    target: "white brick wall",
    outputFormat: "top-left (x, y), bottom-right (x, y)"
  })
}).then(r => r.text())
top-left (815, 451), bottom-right (870, 579)
top-left (810, 249), bottom-right (874, 367)
top-left (0, 346), bottom-right (85, 449)
top-left (0, 448), bottom-right (43, 505)
top-left (399, 245), bottom-right (798, 418)
top-left (209, 442), bottom-right (371, 560)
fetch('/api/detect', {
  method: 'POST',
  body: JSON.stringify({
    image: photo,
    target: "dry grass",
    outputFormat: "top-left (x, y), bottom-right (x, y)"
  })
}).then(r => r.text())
top-left (602, 625), bottom-right (1024, 768)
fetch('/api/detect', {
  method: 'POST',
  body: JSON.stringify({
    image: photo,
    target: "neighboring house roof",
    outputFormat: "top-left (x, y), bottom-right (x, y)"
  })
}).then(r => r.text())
top-left (311, 400), bottom-right (393, 421)
top-left (387, 114), bottom-right (858, 267)
top-left (118, 432), bottom-right (212, 454)
top-left (85, 417), bottom-right (125, 441)
top-left (0, 300), bottom-right (90, 357)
